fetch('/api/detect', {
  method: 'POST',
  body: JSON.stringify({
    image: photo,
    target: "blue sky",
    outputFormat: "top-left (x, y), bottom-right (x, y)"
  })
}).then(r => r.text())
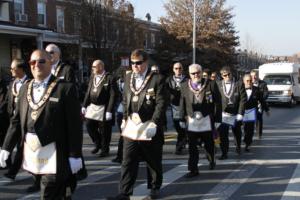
top-left (130, 0), bottom-right (300, 56)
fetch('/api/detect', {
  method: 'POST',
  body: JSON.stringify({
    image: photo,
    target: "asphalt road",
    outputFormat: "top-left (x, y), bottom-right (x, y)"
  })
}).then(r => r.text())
top-left (1, 105), bottom-right (300, 200)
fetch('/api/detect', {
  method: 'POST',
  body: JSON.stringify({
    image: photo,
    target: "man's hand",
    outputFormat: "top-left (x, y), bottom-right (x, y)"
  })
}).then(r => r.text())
top-left (179, 121), bottom-right (186, 129)
top-left (120, 120), bottom-right (126, 130)
top-left (0, 150), bottom-right (10, 168)
top-left (236, 114), bottom-right (243, 121)
top-left (81, 107), bottom-right (86, 115)
top-left (146, 122), bottom-right (157, 138)
top-left (105, 112), bottom-right (112, 121)
top-left (68, 157), bottom-right (83, 174)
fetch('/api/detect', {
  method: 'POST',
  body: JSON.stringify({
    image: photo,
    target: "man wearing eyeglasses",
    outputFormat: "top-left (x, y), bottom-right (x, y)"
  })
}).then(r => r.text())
top-left (0, 49), bottom-right (83, 199)
top-left (165, 62), bottom-right (188, 155)
top-left (45, 43), bottom-right (76, 83)
top-left (82, 60), bottom-right (116, 157)
top-left (216, 66), bottom-right (247, 160)
top-left (108, 49), bottom-right (166, 200)
top-left (178, 64), bottom-right (222, 178)
top-left (2, 59), bottom-right (30, 180)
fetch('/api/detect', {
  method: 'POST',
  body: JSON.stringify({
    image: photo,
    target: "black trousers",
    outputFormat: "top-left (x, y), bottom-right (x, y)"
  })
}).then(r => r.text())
top-left (243, 122), bottom-right (255, 146)
top-left (6, 141), bottom-right (22, 176)
top-left (40, 174), bottom-right (76, 200)
top-left (187, 131), bottom-right (215, 172)
top-left (116, 112), bottom-right (124, 159)
top-left (86, 119), bottom-right (112, 153)
top-left (119, 137), bottom-right (163, 195)
top-left (218, 121), bottom-right (242, 156)
top-left (173, 120), bottom-right (187, 150)
top-left (256, 112), bottom-right (263, 137)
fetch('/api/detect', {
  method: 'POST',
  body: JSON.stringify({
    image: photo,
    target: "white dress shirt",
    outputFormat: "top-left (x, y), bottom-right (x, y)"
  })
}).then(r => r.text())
top-left (134, 69), bottom-right (148, 89)
top-left (32, 74), bottom-right (52, 103)
top-left (15, 75), bottom-right (27, 93)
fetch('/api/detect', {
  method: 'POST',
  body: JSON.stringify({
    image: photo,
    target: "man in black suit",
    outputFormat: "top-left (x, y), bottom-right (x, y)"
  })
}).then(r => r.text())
top-left (0, 49), bottom-right (83, 199)
top-left (250, 70), bottom-right (269, 139)
top-left (108, 49), bottom-right (166, 200)
top-left (0, 75), bottom-right (9, 169)
top-left (165, 62), bottom-right (188, 154)
top-left (45, 43), bottom-right (76, 83)
top-left (82, 59), bottom-right (116, 157)
top-left (3, 59), bottom-right (30, 179)
top-left (242, 74), bottom-right (269, 152)
top-left (179, 64), bottom-right (222, 178)
top-left (216, 66), bottom-right (247, 160)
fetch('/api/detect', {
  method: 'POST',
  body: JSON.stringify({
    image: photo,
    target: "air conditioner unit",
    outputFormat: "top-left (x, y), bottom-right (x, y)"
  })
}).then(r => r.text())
top-left (15, 13), bottom-right (28, 22)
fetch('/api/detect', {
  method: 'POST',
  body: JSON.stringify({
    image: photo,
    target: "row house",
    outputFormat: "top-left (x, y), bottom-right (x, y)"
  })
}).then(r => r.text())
top-left (0, 0), bottom-right (163, 79)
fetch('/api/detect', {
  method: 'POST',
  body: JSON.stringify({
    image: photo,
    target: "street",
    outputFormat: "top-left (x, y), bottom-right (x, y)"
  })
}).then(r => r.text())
top-left (1, 105), bottom-right (300, 200)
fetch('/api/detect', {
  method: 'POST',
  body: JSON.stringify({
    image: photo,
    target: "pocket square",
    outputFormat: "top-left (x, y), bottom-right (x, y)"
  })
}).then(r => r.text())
top-left (49, 97), bottom-right (59, 102)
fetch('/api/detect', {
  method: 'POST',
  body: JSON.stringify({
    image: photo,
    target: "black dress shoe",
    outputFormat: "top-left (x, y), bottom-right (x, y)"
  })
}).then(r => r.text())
top-left (106, 194), bottom-right (130, 200)
top-left (150, 189), bottom-right (160, 199)
top-left (4, 173), bottom-right (16, 180)
top-left (236, 147), bottom-right (241, 155)
top-left (245, 146), bottom-right (250, 152)
top-left (111, 157), bottom-right (122, 163)
top-left (185, 171), bottom-right (199, 178)
top-left (26, 183), bottom-right (40, 193)
top-left (218, 154), bottom-right (228, 160)
top-left (209, 161), bottom-right (216, 170)
top-left (91, 146), bottom-right (101, 154)
top-left (99, 151), bottom-right (109, 158)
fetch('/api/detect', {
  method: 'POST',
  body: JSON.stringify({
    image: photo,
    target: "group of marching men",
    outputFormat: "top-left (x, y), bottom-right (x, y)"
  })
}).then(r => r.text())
top-left (0, 46), bottom-right (269, 200)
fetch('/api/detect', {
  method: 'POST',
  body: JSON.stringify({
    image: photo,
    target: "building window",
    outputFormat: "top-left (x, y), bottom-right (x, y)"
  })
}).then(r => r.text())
top-left (56, 7), bottom-right (65, 32)
top-left (151, 33), bottom-right (155, 47)
top-left (14, 0), bottom-right (24, 14)
top-left (37, 1), bottom-right (46, 26)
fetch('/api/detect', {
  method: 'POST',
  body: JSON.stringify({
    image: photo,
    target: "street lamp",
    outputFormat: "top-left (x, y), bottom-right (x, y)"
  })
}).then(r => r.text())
top-left (192, 0), bottom-right (196, 64)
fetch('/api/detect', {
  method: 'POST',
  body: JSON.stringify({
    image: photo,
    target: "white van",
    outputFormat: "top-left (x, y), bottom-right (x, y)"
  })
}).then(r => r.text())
top-left (259, 62), bottom-right (300, 106)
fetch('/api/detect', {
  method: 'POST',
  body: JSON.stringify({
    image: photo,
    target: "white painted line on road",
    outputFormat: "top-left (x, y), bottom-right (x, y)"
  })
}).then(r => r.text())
top-left (200, 160), bottom-right (260, 200)
top-left (281, 163), bottom-right (300, 200)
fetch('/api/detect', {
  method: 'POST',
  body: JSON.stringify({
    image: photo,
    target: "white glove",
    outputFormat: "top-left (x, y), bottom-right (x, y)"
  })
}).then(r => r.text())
top-left (179, 121), bottom-right (186, 129)
top-left (105, 112), bottom-right (112, 120)
top-left (0, 150), bottom-right (10, 168)
top-left (69, 157), bottom-right (83, 174)
top-left (120, 120), bottom-right (126, 130)
top-left (236, 114), bottom-right (243, 121)
top-left (145, 122), bottom-right (157, 138)
top-left (81, 107), bottom-right (86, 115)
top-left (214, 122), bottom-right (221, 129)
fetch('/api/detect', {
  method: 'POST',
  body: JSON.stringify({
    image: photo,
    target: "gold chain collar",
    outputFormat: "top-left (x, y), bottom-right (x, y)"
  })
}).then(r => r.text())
top-left (93, 73), bottom-right (106, 89)
top-left (54, 64), bottom-right (62, 77)
top-left (130, 72), bottom-right (152, 95)
top-left (27, 79), bottom-right (58, 110)
top-left (222, 79), bottom-right (235, 99)
top-left (188, 79), bottom-right (207, 96)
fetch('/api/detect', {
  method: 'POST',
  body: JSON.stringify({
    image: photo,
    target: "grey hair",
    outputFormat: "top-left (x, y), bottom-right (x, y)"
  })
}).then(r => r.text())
top-left (45, 43), bottom-right (61, 55)
top-left (189, 63), bottom-right (202, 73)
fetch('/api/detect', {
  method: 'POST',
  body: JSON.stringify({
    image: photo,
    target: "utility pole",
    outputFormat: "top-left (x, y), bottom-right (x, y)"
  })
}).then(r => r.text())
top-left (192, 0), bottom-right (196, 64)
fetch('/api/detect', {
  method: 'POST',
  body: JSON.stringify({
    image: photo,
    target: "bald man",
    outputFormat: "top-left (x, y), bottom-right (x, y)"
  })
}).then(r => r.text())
top-left (82, 59), bottom-right (116, 157)
top-left (0, 50), bottom-right (83, 199)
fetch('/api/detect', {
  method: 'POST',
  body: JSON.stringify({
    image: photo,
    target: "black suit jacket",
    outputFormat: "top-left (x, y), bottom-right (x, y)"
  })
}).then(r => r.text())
top-left (123, 70), bottom-right (166, 127)
top-left (55, 61), bottom-right (76, 83)
top-left (3, 75), bottom-right (83, 181)
top-left (165, 75), bottom-right (187, 106)
top-left (0, 79), bottom-right (9, 138)
top-left (216, 80), bottom-right (247, 115)
top-left (83, 73), bottom-right (116, 116)
top-left (179, 78), bottom-right (222, 123)
top-left (5, 77), bottom-right (30, 118)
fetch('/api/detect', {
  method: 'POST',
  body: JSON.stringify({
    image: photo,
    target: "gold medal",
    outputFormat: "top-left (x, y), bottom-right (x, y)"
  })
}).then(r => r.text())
top-left (31, 110), bottom-right (38, 121)
top-left (93, 88), bottom-right (97, 92)
top-left (132, 95), bottom-right (139, 102)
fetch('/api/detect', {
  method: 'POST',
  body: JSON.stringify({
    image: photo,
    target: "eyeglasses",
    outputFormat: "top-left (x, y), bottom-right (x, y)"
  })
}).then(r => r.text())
top-left (245, 80), bottom-right (252, 82)
top-left (174, 68), bottom-right (182, 70)
top-left (222, 73), bottom-right (231, 77)
top-left (47, 51), bottom-right (55, 55)
top-left (29, 59), bottom-right (46, 65)
top-left (92, 66), bottom-right (97, 68)
top-left (10, 68), bottom-right (17, 71)
top-left (190, 71), bottom-right (201, 75)
top-left (131, 60), bottom-right (144, 66)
